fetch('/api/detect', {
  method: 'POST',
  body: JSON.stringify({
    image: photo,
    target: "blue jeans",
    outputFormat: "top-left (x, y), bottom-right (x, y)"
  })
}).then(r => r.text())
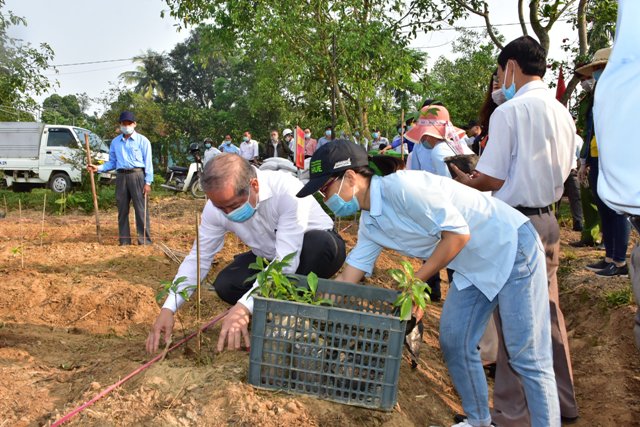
top-left (589, 160), bottom-right (630, 262)
top-left (440, 222), bottom-right (559, 427)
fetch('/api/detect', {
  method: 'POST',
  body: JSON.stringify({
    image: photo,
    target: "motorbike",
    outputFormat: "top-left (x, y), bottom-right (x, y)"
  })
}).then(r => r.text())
top-left (160, 143), bottom-right (206, 198)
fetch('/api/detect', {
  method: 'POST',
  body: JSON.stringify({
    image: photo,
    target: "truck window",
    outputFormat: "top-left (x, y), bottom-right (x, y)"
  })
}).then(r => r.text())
top-left (74, 128), bottom-right (108, 153)
top-left (47, 128), bottom-right (77, 148)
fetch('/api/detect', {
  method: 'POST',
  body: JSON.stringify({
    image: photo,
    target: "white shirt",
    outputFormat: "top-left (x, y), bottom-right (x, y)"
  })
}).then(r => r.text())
top-left (347, 172), bottom-right (528, 301)
top-left (476, 80), bottom-right (577, 207)
top-left (203, 147), bottom-right (221, 164)
top-left (431, 141), bottom-right (474, 179)
top-left (594, 0), bottom-right (640, 215)
top-left (162, 169), bottom-right (334, 313)
top-left (239, 139), bottom-right (259, 160)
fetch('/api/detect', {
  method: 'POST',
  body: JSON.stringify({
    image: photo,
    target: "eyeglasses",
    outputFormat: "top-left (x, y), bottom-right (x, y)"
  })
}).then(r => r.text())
top-left (318, 176), bottom-right (338, 197)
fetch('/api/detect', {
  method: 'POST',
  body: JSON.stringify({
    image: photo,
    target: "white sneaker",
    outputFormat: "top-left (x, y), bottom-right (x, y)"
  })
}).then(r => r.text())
top-left (452, 422), bottom-right (474, 427)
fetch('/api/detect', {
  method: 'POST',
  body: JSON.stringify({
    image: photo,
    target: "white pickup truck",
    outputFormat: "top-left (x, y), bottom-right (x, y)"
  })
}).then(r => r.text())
top-left (0, 122), bottom-right (113, 193)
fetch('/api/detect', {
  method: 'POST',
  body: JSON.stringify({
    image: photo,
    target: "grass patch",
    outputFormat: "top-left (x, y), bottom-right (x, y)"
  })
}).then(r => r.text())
top-left (604, 286), bottom-right (633, 308)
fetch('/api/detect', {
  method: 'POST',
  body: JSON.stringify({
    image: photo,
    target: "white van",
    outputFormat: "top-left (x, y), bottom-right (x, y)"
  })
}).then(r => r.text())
top-left (0, 122), bottom-right (113, 193)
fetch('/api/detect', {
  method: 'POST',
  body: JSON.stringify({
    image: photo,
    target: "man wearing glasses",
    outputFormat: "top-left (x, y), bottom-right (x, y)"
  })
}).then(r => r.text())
top-left (146, 153), bottom-right (346, 354)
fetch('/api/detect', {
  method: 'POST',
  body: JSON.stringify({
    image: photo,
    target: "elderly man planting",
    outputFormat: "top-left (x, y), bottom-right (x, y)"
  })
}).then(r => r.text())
top-left (146, 153), bottom-right (346, 353)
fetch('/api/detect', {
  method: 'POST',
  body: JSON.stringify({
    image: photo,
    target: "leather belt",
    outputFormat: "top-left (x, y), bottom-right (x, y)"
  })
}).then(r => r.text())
top-left (117, 168), bottom-right (144, 174)
top-left (515, 205), bottom-right (552, 216)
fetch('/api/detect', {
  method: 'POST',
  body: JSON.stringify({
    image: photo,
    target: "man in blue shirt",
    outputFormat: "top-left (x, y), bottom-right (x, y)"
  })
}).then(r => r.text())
top-left (219, 135), bottom-right (241, 154)
top-left (88, 111), bottom-right (153, 245)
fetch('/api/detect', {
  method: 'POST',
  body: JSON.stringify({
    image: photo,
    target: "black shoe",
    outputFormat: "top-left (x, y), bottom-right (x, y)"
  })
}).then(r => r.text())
top-left (595, 263), bottom-right (629, 277)
top-left (585, 259), bottom-right (610, 272)
top-left (561, 415), bottom-right (579, 424)
top-left (453, 414), bottom-right (496, 426)
top-left (569, 239), bottom-right (595, 248)
top-left (572, 221), bottom-right (583, 232)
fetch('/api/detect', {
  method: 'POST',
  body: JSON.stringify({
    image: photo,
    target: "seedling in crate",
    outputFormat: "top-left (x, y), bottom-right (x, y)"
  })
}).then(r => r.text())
top-left (389, 261), bottom-right (431, 320)
top-left (155, 276), bottom-right (196, 360)
top-left (248, 252), bottom-right (332, 306)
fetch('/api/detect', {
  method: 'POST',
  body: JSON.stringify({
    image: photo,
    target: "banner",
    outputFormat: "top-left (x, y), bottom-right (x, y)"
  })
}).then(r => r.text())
top-left (295, 126), bottom-right (305, 169)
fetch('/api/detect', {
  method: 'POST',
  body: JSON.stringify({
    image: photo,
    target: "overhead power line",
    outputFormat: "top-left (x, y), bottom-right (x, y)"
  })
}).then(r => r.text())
top-left (50, 58), bottom-right (134, 68)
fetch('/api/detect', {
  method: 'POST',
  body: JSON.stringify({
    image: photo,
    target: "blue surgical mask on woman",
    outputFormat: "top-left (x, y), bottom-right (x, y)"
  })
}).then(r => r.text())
top-left (501, 62), bottom-right (517, 101)
top-left (224, 188), bottom-right (257, 222)
top-left (325, 130), bottom-right (332, 137)
top-left (592, 69), bottom-right (604, 81)
top-left (204, 143), bottom-right (212, 149)
top-left (325, 177), bottom-right (359, 217)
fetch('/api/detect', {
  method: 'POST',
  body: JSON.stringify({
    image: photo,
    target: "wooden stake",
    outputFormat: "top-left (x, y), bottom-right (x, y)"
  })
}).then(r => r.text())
top-left (143, 194), bottom-right (147, 246)
top-left (195, 211), bottom-right (201, 354)
top-left (3, 194), bottom-right (7, 215)
top-left (19, 199), bottom-right (24, 269)
top-left (41, 192), bottom-right (46, 247)
top-left (83, 134), bottom-right (102, 244)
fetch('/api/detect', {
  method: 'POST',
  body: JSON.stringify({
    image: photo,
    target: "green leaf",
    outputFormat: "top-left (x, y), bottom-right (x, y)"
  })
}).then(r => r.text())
top-left (308, 272), bottom-right (318, 295)
top-left (388, 268), bottom-right (406, 285)
top-left (400, 297), bottom-right (412, 320)
top-left (400, 260), bottom-right (414, 277)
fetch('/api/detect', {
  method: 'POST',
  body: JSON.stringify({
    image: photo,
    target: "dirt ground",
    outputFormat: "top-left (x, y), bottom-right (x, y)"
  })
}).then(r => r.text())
top-left (0, 195), bottom-right (639, 426)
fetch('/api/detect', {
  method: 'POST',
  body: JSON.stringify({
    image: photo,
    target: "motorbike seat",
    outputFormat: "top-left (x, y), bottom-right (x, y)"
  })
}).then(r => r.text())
top-left (169, 166), bottom-right (189, 173)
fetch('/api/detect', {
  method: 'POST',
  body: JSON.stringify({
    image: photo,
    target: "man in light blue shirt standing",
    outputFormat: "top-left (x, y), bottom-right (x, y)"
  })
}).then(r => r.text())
top-left (219, 135), bottom-right (241, 154)
top-left (88, 111), bottom-right (153, 245)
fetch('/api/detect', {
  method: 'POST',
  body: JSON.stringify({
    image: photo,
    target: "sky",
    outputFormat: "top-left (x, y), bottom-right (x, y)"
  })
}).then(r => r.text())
top-left (5, 0), bottom-right (575, 116)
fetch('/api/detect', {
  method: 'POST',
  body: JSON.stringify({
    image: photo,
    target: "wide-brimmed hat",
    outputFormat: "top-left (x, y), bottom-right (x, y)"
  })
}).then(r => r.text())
top-left (405, 105), bottom-right (466, 144)
top-left (296, 140), bottom-right (368, 198)
top-left (575, 47), bottom-right (611, 77)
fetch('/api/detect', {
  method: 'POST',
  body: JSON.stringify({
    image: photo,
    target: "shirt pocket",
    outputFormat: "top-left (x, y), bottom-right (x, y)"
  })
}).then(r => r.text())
top-left (132, 147), bottom-right (143, 163)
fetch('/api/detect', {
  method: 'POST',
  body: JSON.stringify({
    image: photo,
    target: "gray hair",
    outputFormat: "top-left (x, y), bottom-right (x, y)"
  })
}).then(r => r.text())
top-left (201, 153), bottom-right (256, 196)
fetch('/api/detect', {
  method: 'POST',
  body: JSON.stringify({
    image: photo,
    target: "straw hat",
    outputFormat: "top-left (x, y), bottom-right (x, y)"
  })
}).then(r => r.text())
top-left (405, 105), bottom-right (465, 144)
top-left (575, 47), bottom-right (611, 77)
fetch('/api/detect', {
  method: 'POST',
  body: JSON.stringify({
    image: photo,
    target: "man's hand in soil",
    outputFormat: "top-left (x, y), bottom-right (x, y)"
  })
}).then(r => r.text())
top-left (216, 303), bottom-right (251, 352)
top-left (146, 308), bottom-right (175, 354)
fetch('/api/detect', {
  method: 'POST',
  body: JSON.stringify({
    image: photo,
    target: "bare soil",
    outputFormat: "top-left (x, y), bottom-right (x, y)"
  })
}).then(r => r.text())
top-left (0, 196), bottom-right (638, 426)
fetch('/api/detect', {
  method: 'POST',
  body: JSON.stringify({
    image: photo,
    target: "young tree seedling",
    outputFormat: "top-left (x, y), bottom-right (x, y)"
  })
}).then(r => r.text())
top-left (155, 276), bottom-right (196, 361)
top-left (389, 261), bottom-right (431, 320)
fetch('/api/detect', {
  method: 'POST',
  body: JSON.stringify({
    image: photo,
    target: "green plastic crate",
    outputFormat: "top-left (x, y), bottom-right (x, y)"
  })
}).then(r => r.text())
top-left (248, 275), bottom-right (406, 411)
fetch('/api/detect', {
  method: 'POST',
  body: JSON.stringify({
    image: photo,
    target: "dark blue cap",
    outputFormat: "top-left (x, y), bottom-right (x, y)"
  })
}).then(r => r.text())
top-left (119, 111), bottom-right (136, 123)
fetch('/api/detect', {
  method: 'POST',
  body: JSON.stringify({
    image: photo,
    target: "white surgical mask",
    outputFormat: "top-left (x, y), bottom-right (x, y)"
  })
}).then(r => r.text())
top-left (304, 133), bottom-right (311, 139)
top-left (120, 125), bottom-right (134, 135)
top-left (580, 79), bottom-right (595, 92)
top-left (491, 89), bottom-right (507, 105)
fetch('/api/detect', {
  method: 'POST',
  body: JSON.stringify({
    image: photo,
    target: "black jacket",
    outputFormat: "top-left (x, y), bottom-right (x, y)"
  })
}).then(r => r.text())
top-left (263, 140), bottom-right (292, 160)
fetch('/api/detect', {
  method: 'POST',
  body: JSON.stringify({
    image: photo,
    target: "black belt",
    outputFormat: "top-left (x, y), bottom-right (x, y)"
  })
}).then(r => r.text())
top-left (515, 205), bottom-right (552, 216)
top-left (117, 168), bottom-right (144, 174)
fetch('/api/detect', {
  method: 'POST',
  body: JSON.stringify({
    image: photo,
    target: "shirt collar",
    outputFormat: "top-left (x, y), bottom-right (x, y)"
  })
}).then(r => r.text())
top-left (256, 169), bottom-right (274, 202)
top-left (514, 79), bottom-right (546, 98)
top-left (120, 130), bottom-right (137, 142)
top-left (369, 175), bottom-right (382, 218)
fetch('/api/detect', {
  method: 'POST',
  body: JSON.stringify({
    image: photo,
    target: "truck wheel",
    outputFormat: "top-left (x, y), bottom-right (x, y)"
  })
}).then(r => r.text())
top-left (49, 173), bottom-right (71, 193)
top-left (190, 176), bottom-right (206, 199)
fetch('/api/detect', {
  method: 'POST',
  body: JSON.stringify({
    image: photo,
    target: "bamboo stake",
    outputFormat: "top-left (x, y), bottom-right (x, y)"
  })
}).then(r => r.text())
top-left (195, 211), bottom-right (201, 354)
top-left (18, 199), bottom-right (23, 269)
top-left (40, 192), bottom-right (46, 247)
top-left (83, 134), bottom-right (102, 244)
top-left (400, 109), bottom-right (405, 161)
top-left (143, 194), bottom-right (147, 246)
top-left (3, 194), bottom-right (7, 215)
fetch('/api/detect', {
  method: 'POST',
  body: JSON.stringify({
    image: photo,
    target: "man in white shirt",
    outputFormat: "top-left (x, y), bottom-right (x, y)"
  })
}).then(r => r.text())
top-left (239, 131), bottom-right (259, 163)
top-left (146, 154), bottom-right (346, 354)
top-left (203, 138), bottom-right (221, 164)
top-left (593, 0), bottom-right (640, 349)
top-left (453, 36), bottom-right (579, 425)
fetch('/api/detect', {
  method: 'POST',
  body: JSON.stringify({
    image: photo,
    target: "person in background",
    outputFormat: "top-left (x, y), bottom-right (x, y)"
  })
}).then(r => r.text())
top-left (298, 140), bottom-right (559, 427)
top-left (283, 128), bottom-right (296, 154)
top-left (474, 70), bottom-right (500, 156)
top-left (219, 135), bottom-right (240, 154)
top-left (303, 128), bottom-right (317, 158)
top-left (385, 122), bottom-right (409, 154)
top-left (87, 111), bottom-right (153, 246)
top-left (369, 128), bottom-right (389, 151)
top-left (239, 131), bottom-right (260, 164)
top-left (576, 47), bottom-right (630, 277)
top-left (264, 129), bottom-right (293, 159)
top-left (592, 0), bottom-right (639, 349)
top-left (352, 130), bottom-right (369, 151)
top-left (203, 137), bottom-right (222, 164)
top-left (316, 125), bottom-right (334, 149)
top-left (463, 120), bottom-right (482, 150)
top-left (452, 35), bottom-right (579, 426)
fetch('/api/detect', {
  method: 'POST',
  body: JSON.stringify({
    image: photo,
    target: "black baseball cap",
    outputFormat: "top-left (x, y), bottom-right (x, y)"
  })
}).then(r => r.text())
top-left (296, 139), bottom-right (368, 198)
top-left (119, 111), bottom-right (136, 123)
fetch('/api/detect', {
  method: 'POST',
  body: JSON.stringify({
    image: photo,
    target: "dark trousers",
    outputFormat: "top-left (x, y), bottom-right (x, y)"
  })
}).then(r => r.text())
top-left (589, 160), bottom-right (630, 263)
top-left (492, 211), bottom-right (578, 425)
top-left (425, 268), bottom-right (453, 300)
top-left (115, 171), bottom-right (151, 245)
top-left (212, 229), bottom-right (346, 304)
top-left (556, 169), bottom-right (583, 229)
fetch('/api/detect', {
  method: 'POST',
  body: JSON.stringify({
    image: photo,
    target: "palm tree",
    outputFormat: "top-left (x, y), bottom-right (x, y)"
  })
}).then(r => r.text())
top-left (120, 50), bottom-right (170, 100)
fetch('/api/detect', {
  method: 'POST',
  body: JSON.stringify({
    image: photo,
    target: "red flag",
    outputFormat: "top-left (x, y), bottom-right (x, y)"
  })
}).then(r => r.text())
top-left (295, 126), bottom-right (305, 169)
top-left (556, 65), bottom-right (566, 101)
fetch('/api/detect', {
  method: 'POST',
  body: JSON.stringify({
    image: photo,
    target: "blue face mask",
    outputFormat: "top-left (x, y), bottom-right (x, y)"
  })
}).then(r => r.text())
top-left (372, 132), bottom-right (379, 139)
top-left (224, 188), bottom-right (257, 222)
top-left (325, 130), bottom-right (332, 137)
top-left (592, 69), bottom-right (604, 82)
top-left (421, 141), bottom-right (433, 150)
top-left (325, 177), bottom-right (359, 217)
top-left (501, 62), bottom-right (517, 101)
top-left (204, 143), bottom-right (212, 149)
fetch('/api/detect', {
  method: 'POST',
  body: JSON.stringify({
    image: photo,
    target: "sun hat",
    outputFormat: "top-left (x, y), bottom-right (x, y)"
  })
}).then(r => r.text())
top-left (296, 140), bottom-right (368, 198)
top-left (575, 47), bottom-right (611, 77)
top-left (405, 105), bottom-right (466, 144)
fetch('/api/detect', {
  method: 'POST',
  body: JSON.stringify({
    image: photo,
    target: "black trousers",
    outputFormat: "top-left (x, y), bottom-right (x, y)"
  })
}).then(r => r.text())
top-left (115, 170), bottom-right (151, 245)
top-left (213, 229), bottom-right (346, 304)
